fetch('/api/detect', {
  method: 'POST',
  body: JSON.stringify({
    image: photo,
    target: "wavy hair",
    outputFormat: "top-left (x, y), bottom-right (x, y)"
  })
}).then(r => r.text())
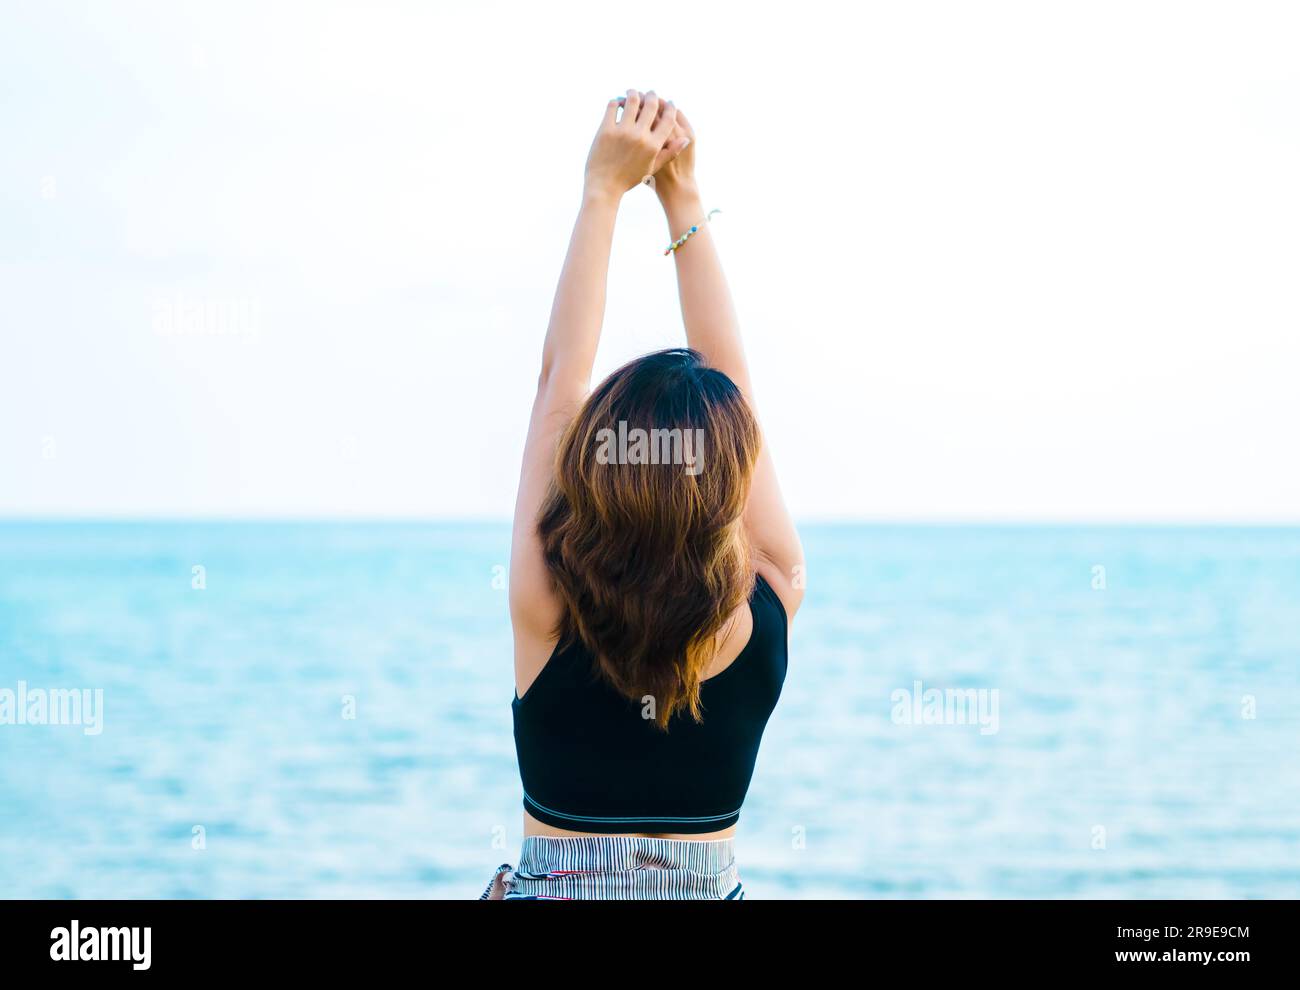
top-left (538, 348), bottom-right (761, 730)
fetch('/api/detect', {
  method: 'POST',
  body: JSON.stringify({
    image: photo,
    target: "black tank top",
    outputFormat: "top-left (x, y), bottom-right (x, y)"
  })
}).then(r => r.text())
top-left (512, 574), bottom-right (789, 834)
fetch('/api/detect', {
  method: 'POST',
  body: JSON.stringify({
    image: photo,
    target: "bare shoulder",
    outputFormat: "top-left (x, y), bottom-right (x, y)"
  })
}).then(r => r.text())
top-left (753, 551), bottom-right (804, 625)
top-left (513, 622), bottom-right (561, 700)
top-left (508, 516), bottom-right (565, 697)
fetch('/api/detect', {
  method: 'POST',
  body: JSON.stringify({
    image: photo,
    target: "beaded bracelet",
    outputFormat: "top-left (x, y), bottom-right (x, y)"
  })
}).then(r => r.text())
top-left (664, 209), bottom-right (721, 256)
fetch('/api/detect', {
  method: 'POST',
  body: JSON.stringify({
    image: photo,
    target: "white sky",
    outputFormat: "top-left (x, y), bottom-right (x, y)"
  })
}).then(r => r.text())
top-left (2, 0), bottom-right (1297, 521)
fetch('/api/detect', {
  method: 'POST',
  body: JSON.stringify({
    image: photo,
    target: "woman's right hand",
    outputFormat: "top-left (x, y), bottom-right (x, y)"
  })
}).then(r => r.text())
top-left (651, 104), bottom-right (697, 203)
top-left (584, 89), bottom-right (680, 200)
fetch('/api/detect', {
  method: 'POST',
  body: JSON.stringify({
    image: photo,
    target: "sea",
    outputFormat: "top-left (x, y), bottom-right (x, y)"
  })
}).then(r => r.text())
top-left (1, 522), bottom-right (1297, 898)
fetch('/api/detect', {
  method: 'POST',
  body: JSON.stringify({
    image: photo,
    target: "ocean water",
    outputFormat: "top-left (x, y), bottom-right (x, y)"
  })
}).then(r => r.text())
top-left (0, 521), bottom-right (1297, 899)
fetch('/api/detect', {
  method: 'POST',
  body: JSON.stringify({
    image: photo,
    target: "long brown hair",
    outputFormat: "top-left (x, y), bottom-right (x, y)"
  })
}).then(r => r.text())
top-left (538, 348), bottom-right (762, 729)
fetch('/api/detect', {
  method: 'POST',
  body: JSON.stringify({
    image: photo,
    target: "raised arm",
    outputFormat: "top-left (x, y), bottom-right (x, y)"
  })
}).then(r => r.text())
top-left (652, 107), bottom-right (805, 620)
top-left (509, 91), bottom-right (686, 689)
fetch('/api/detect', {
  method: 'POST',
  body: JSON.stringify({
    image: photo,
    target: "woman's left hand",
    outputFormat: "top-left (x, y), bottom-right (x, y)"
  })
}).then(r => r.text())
top-left (584, 89), bottom-right (681, 199)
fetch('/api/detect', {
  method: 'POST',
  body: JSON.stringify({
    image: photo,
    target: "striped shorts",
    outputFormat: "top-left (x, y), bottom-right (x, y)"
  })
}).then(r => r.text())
top-left (479, 835), bottom-right (744, 900)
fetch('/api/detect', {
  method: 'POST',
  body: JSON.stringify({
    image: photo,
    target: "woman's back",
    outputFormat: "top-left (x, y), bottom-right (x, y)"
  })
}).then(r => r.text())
top-left (513, 574), bottom-right (789, 835)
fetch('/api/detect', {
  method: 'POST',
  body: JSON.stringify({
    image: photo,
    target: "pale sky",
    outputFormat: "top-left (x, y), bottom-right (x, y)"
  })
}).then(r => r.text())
top-left (3, 1), bottom-right (1297, 521)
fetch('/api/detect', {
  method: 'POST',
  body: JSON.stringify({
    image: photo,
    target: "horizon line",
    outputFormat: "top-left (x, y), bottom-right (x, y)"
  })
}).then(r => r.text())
top-left (2, 514), bottom-right (1299, 528)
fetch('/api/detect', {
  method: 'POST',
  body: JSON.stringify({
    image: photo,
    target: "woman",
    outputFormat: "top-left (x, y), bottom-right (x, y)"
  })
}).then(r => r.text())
top-left (486, 89), bottom-right (804, 900)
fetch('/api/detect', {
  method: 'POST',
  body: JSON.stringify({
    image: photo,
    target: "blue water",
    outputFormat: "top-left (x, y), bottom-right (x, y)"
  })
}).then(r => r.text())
top-left (1, 522), bottom-right (1297, 899)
